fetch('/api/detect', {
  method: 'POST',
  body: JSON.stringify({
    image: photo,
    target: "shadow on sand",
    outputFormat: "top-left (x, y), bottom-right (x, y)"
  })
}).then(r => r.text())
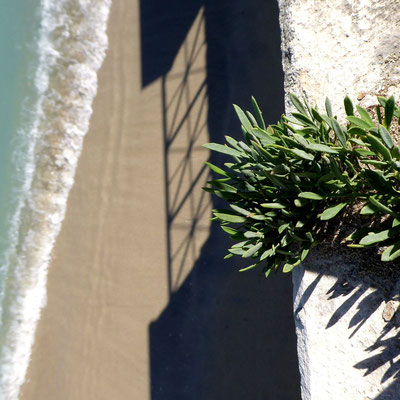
top-left (141, 0), bottom-right (400, 397)
top-left (140, 0), bottom-right (302, 399)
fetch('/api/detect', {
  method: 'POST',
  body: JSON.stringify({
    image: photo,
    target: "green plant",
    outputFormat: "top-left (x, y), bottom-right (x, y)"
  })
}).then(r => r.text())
top-left (203, 94), bottom-right (400, 277)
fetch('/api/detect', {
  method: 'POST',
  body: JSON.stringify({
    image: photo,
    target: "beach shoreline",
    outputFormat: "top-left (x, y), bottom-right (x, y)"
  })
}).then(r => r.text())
top-left (20, 1), bottom-right (172, 398)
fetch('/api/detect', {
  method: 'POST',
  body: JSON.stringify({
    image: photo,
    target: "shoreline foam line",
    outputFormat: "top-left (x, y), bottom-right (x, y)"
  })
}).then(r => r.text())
top-left (0, 0), bottom-right (112, 398)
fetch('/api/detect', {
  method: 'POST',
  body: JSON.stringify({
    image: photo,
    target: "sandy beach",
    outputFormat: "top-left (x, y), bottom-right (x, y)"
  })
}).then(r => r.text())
top-left (20, 1), bottom-right (172, 398)
top-left (21, 1), bottom-right (300, 399)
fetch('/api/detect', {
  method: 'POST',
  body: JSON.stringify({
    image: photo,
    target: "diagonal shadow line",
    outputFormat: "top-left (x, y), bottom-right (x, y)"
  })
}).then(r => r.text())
top-left (166, 66), bottom-right (206, 81)
top-left (167, 93), bottom-right (208, 190)
top-left (353, 332), bottom-right (400, 379)
top-left (169, 164), bottom-right (209, 221)
top-left (165, 74), bottom-right (189, 114)
top-left (169, 150), bottom-right (195, 214)
top-left (295, 273), bottom-right (323, 316)
top-left (167, 73), bottom-right (188, 139)
top-left (171, 183), bottom-right (212, 290)
top-left (325, 285), bottom-right (367, 329)
top-left (348, 289), bottom-right (382, 339)
top-left (172, 232), bottom-right (195, 292)
top-left (164, 12), bottom-right (205, 112)
top-left (165, 11), bottom-right (194, 138)
top-left (166, 79), bottom-right (207, 151)
top-left (183, 8), bottom-right (206, 72)
top-left (168, 138), bottom-right (206, 187)
top-left (170, 187), bottom-right (211, 264)
top-left (166, 79), bottom-right (207, 146)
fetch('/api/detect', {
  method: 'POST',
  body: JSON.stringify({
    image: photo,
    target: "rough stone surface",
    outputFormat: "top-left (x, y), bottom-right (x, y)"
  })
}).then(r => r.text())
top-left (278, 1), bottom-right (400, 399)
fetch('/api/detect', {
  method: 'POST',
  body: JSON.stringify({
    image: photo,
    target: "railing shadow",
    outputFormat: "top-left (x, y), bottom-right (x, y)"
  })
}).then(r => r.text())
top-left (140, 0), bottom-right (301, 399)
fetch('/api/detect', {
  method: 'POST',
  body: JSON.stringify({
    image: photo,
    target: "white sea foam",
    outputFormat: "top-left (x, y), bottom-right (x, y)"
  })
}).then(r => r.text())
top-left (0, 0), bottom-right (112, 398)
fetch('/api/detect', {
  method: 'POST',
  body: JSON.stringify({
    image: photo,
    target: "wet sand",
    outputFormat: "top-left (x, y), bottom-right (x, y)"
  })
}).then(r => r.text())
top-left (21, 2), bottom-right (173, 398)
top-left (21, 1), bottom-right (301, 399)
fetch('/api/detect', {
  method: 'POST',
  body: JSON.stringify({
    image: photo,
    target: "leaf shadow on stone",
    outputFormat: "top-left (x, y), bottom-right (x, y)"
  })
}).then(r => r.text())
top-left (353, 325), bottom-right (400, 398)
top-left (295, 246), bottom-right (400, 395)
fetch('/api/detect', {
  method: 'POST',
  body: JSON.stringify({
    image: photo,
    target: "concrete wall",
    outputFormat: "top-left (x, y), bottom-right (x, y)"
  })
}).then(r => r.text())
top-left (278, 1), bottom-right (400, 398)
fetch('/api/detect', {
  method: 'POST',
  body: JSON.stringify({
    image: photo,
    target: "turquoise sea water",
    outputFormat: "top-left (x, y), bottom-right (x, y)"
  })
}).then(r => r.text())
top-left (0, 1), bottom-right (112, 398)
top-left (0, 0), bottom-right (40, 266)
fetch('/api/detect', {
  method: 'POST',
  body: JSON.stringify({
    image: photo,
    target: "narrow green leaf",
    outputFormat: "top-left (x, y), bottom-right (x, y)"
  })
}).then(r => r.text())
top-left (221, 226), bottom-right (239, 235)
top-left (273, 164), bottom-right (291, 176)
top-left (346, 228), bottom-right (372, 242)
top-left (292, 112), bottom-right (317, 127)
top-left (306, 232), bottom-right (314, 242)
top-left (264, 266), bottom-right (273, 278)
top-left (356, 106), bottom-right (374, 127)
top-left (353, 148), bottom-right (375, 157)
top-left (360, 203), bottom-right (378, 215)
top-left (375, 106), bottom-right (382, 126)
top-left (212, 182), bottom-right (237, 193)
top-left (348, 127), bottom-right (368, 137)
top-left (224, 135), bottom-right (241, 151)
top-left (278, 223), bottom-right (290, 234)
top-left (361, 160), bottom-right (387, 166)
top-left (344, 96), bottom-right (354, 116)
top-left (307, 143), bottom-right (338, 154)
top-left (378, 124), bottom-right (394, 149)
top-left (325, 98), bottom-right (333, 117)
top-left (249, 214), bottom-right (269, 221)
top-left (331, 118), bottom-right (347, 147)
top-left (238, 141), bottom-right (252, 153)
top-left (281, 209), bottom-right (294, 218)
top-left (243, 242), bottom-right (263, 258)
top-left (260, 202), bottom-right (286, 209)
top-left (290, 148), bottom-right (314, 161)
top-left (260, 247), bottom-right (276, 261)
top-left (382, 242), bottom-right (400, 261)
top-left (230, 204), bottom-right (250, 216)
top-left (362, 169), bottom-right (395, 195)
top-left (239, 263), bottom-right (260, 272)
top-left (251, 128), bottom-right (277, 145)
top-left (347, 116), bottom-right (372, 130)
top-left (289, 93), bottom-right (308, 115)
top-left (203, 143), bottom-right (243, 158)
top-left (293, 133), bottom-right (309, 147)
top-left (214, 212), bottom-right (246, 223)
top-left (205, 162), bottom-right (228, 176)
top-left (385, 96), bottom-right (395, 129)
top-left (294, 198), bottom-right (308, 207)
top-left (311, 108), bottom-right (323, 123)
top-left (246, 111), bottom-right (258, 128)
top-left (359, 229), bottom-right (392, 245)
top-left (369, 196), bottom-right (396, 216)
top-left (298, 192), bottom-right (325, 200)
top-left (231, 240), bottom-right (250, 249)
top-left (229, 247), bottom-right (246, 255)
top-left (366, 134), bottom-right (392, 162)
top-left (251, 97), bottom-right (266, 130)
top-left (320, 202), bottom-right (348, 220)
top-left (300, 245), bottom-right (310, 261)
top-left (244, 231), bottom-right (263, 238)
top-left (283, 258), bottom-right (301, 273)
top-left (392, 147), bottom-right (400, 161)
top-left (233, 104), bottom-right (254, 133)
top-left (224, 253), bottom-right (234, 259)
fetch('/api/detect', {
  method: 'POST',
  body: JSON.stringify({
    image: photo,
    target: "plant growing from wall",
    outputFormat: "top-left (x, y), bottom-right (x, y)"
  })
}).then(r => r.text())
top-left (203, 94), bottom-right (400, 277)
